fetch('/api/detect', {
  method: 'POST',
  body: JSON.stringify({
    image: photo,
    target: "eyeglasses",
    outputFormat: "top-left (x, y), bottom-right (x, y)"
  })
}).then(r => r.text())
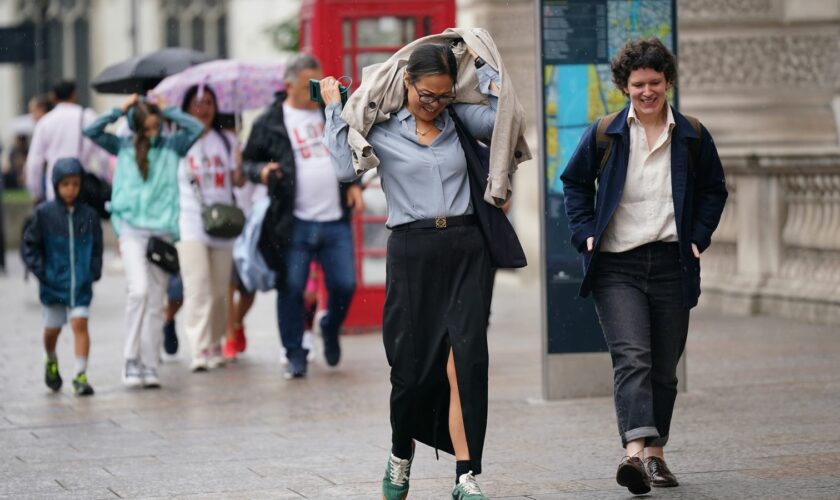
top-left (412, 83), bottom-right (455, 106)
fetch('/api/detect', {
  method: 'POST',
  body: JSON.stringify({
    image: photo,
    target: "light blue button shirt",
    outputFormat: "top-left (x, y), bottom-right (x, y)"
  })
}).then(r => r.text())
top-left (324, 66), bottom-right (499, 227)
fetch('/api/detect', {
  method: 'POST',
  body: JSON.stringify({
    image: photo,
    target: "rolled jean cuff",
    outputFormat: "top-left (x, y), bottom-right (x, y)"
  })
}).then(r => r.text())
top-left (623, 426), bottom-right (660, 446)
top-left (647, 435), bottom-right (669, 448)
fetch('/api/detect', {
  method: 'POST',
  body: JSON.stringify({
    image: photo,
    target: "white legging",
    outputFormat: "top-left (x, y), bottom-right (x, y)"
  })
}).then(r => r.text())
top-left (119, 234), bottom-right (167, 369)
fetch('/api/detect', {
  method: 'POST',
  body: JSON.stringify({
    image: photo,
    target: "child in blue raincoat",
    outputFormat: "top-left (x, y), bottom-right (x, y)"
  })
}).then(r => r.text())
top-left (22, 157), bottom-right (103, 396)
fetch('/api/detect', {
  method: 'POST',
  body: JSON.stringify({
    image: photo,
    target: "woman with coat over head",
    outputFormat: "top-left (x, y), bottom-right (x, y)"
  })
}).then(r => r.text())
top-left (323, 43), bottom-right (505, 500)
top-left (561, 38), bottom-right (728, 495)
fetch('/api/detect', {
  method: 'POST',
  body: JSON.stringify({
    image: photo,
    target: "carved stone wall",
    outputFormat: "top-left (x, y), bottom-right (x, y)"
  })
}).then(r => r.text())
top-left (679, 0), bottom-right (840, 324)
top-left (680, 34), bottom-right (840, 90)
top-left (677, 0), bottom-right (840, 151)
top-left (679, 0), bottom-right (779, 21)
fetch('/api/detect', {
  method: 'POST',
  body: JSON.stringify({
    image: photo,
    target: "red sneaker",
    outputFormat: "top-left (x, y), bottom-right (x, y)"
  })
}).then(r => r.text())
top-left (233, 325), bottom-right (247, 353)
top-left (222, 338), bottom-right (237, 361)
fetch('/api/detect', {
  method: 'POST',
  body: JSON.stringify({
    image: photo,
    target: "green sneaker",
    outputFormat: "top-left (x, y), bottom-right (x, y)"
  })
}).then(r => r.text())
top-left (72, 372), bottom-right (95, 396)
top-left (452, 471), bottom-right (488, 499)
top-left (45, 359), bottom-right (62, 392)
top-left (381, 452), bottom-right (412, 500)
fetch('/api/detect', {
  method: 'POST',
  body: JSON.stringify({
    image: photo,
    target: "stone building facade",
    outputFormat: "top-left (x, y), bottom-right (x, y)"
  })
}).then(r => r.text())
top-left (678, 0), bottom-right (840, 324)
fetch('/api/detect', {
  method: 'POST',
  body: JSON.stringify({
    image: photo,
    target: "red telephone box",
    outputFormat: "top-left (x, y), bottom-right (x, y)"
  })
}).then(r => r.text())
top-left (300, 0), bottom-right (456, 86)
top-left (300, 0), bottom-right (455, 332)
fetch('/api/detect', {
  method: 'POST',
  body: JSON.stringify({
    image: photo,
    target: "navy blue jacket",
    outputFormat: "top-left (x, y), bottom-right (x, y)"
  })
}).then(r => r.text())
top-left (560, 106), bottom-right (728, 308)
top-left (22, 159), bottom-right (103, 308)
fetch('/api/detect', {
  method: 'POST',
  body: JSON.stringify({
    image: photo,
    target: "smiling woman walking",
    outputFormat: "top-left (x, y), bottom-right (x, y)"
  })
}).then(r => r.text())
top-left (561, 38), bottom-right (728, 495)
top-left (322, 43), bottom-right (505, 500)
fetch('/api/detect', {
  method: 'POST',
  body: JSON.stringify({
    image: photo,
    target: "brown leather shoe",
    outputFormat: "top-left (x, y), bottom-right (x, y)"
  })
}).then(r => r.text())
top-left (644, 456), bottom-right (679, 487)
top-left (616, 456), bottom-right (651, 495)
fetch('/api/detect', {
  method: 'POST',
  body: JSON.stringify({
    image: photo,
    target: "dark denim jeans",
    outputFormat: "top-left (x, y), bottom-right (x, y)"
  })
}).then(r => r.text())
top-left (591, 242), bottom-right (690, 448)
top-left (277, 218), bottom-right (356, 364)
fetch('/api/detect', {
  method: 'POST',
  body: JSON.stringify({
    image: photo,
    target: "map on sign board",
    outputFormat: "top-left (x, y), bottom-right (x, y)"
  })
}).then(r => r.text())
top-left (543, 0), bottom-right (675, 193)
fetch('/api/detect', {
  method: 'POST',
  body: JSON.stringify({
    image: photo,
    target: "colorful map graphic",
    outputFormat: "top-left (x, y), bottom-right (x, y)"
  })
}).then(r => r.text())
top-left (545, 0), bottom-right (674, 193)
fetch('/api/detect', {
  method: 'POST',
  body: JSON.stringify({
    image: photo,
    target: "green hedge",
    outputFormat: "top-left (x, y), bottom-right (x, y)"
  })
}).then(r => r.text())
top-left (2, 188), bottom-right (31, 204)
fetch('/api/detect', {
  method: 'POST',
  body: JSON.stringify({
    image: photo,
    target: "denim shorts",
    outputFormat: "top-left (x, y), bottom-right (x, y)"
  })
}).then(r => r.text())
top-left (42, 304), bottom-right (90, 329)
top-left (166, 273), bottom-right (183, 302)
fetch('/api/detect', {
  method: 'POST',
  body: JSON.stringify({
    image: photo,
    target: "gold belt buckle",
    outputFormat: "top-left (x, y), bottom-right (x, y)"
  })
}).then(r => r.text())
top-left (435, 216), bottom-right (447, 229)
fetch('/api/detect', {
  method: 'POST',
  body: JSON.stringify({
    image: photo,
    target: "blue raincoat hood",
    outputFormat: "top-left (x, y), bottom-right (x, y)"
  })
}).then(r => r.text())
top-left (51, 157), bottom-right (84, 192)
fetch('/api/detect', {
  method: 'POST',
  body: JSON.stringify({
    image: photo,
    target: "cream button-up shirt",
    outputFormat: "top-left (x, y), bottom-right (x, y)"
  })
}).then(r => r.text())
top-left (600, 105), bottom-right (678, 253)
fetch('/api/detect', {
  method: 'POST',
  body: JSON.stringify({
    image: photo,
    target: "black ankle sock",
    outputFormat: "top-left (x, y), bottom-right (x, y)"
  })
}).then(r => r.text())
top-left (455, 460), bottom-right (471, 483)
top-left (391, 443), bottom-right (412, 461)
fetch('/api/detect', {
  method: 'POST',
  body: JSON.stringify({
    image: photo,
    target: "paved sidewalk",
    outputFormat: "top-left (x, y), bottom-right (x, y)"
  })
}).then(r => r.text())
top-left (1, 250), bottom-right (839, 499)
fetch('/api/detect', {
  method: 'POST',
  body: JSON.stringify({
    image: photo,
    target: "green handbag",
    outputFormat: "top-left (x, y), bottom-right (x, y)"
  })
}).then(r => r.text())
top-left (201, 202), bottom-right (245, 239)
top-left (190, 172), bottom-right (245, 239)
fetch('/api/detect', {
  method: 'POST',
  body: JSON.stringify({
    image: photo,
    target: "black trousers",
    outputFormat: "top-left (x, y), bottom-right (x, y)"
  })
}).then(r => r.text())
top-left (384, 223), bottom-right (494, 474)
top-left (591, 242), bottom-right (690, 448)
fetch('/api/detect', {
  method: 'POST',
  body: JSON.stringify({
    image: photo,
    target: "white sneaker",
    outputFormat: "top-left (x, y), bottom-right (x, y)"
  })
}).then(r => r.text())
top-left (452, 471), bottom-right (487, 499)
top-left (280, 335), bottom-right (316, 365)
top-left (122, 360), bottom-right (143, 388)
top-left (302, 330), bottom-right (316, 362)
top-left (190, 351), bottom-right (209, 372)
top-left (313, 309), bottom-right (327, 337)
top-left (207, 344), bottom-right (226, 369)
top-left (142, 366), bottom-right (161, 388)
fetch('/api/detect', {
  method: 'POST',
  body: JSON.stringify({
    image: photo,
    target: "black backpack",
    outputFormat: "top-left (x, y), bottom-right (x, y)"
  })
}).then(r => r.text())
top-left (75, 108), bottom-right (111, 219)
top-left (78, 172), bottom-right (111, 220)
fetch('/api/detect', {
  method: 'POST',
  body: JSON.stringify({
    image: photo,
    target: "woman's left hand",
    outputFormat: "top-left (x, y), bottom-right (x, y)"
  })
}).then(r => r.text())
top-left (346, 184), bottom-right (365, 213)
top-left (691, 243), bottom-right (701, 259)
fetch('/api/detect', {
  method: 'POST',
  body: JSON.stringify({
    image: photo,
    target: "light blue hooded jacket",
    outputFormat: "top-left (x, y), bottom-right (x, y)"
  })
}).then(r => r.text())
top-left (84, 106), bottom-right (203, 239)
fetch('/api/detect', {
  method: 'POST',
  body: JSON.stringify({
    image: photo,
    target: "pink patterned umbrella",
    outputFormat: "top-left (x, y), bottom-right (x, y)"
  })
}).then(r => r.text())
top-left (152, 59), bottom-right (286, 114)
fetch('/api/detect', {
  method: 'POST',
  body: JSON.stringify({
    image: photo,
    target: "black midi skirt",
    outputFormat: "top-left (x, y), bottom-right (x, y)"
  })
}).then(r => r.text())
top-left (383, 223), bottom-right (494, 474)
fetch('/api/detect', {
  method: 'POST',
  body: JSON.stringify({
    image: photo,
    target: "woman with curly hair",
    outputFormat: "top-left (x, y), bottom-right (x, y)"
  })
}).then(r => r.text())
top-left (561, 38), bottom-right (728, 495)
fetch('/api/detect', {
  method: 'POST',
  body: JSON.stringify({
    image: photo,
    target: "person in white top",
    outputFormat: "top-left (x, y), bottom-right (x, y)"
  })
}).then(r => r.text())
top-left (24, 81), bottom-right (104, 203)
top-left (175, 85), bottom-right (245, 372)
top-left (242, 54), bottom-right (364, 379)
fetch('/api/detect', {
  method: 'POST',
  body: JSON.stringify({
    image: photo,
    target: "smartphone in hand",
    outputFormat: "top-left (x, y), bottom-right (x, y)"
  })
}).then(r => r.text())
top-left (309, 79), bottom-right (348, 106)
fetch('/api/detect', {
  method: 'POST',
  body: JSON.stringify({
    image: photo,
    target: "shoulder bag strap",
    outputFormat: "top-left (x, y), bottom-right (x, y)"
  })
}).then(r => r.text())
top-left (214, 128), bottom-right (238, 205)
top-left (189, 132), bottom-right (239, 207)
top-left (682, 114), bottom-right (703, 178)
top-left (188, 137), bottom-right (208, 208)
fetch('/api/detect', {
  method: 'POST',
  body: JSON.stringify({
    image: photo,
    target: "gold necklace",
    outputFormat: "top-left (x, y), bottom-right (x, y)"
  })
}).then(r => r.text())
top-left (416, 123), bottom-right (436, 136)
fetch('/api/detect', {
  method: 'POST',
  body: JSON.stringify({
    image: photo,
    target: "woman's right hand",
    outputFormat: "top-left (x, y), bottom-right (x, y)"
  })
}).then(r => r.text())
top-left (122, 93), bottom-right (140, 113)
top-left (319, 77), bottom-right (342, 105)
top-left (586, 236), bottom-right (594, 252)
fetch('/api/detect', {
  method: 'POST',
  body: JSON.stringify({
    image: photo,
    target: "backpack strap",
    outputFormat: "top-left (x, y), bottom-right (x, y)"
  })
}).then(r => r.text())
top-left (682, 114), bottom-right (702, 178)
top-left (596, 111), bottom-right (704, 179)
top-left (595, 111), bottom-right (621, 179)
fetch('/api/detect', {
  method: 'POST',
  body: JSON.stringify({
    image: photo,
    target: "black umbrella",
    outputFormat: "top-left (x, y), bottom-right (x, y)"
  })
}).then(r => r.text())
top-left (90, 47), bottom-right (216, 94)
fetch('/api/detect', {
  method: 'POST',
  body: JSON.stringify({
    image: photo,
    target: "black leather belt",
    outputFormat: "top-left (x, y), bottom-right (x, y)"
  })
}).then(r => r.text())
top-left (390, 214), bottom-right (477, 231)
